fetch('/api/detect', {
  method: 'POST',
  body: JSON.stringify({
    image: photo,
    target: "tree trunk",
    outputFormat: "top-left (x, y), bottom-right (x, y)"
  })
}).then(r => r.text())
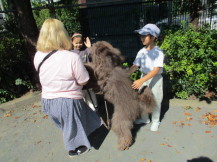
top-left (189, 0), bottom-right (201, 30)
top-left (9, 0), bottom-right (40, 88)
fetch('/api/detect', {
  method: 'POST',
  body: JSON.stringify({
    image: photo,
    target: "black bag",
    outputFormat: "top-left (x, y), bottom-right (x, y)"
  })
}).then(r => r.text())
top-left (37, 50), bottom-right (57, 73)
top-left (36, 50), bottom-right (57, 87)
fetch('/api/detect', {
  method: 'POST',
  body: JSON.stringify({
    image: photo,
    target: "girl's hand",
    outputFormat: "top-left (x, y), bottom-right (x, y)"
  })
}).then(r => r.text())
top-left (84, 37), bottom-right (91, 48)
top-left (132, 79), bottom-right (144, 89)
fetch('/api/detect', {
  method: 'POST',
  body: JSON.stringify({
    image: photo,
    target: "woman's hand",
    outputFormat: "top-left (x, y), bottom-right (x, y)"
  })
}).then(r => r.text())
top-left (132, 79), bottom-right (144, 89)
top-left (84, 37), bottom-right (91, 48)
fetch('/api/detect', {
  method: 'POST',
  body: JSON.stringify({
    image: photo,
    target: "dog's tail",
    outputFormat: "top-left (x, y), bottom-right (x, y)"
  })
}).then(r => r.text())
top-left (138, 86), bottom-right (156, 113)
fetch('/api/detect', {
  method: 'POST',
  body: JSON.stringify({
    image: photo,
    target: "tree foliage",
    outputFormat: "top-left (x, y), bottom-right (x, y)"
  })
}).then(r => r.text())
top-left (0, 1), bottom-right (81, 104)
top-left (32, 0), bottom-right (80, 35)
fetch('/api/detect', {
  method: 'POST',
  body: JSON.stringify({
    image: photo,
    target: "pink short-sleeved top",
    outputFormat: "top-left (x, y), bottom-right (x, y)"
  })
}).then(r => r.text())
top-left (34, 50), bottom-right (89, 99)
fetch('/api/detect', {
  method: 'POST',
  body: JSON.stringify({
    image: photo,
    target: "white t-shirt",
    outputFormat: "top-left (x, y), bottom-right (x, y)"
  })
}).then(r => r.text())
top-left (133, 46), bottom-right (164, 74)
top-left (34, 50), bottom-right (89, 99)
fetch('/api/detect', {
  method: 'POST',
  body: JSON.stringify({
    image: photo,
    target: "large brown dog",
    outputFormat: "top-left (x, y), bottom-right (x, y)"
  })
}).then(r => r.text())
top-left (86, 41), bottom-right (156, 150)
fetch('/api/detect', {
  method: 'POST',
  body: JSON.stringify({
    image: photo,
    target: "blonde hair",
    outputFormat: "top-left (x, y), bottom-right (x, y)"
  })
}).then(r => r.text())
top-left (36, 18), bottom-right (72, 52)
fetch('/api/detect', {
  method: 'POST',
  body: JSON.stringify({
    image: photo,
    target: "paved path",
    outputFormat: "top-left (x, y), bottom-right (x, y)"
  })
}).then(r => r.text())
top-left (0, 91), bottom-right (217, 162)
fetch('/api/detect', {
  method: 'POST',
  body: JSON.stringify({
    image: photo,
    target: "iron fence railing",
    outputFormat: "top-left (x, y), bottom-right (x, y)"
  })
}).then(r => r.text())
top-left (0, 0), bottom-right (216, 61)
top-left (79, 0), bottom-right (216, 61)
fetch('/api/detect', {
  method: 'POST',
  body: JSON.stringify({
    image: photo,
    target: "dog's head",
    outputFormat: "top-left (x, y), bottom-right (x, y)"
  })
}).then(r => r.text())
top-left (90, 41), bottom-right (125, 69)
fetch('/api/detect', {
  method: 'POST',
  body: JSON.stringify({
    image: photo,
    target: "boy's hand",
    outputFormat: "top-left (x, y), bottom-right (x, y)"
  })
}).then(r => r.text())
top-left (84, 37), bottom-right (91, 48)
top-left (132, 79), bottom-right (144, 89)
top-left (132, 67), bottom-right (160, 89)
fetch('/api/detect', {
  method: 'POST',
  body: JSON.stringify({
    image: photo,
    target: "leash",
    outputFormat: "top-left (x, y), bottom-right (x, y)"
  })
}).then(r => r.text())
top-left (104, 100), bottom-right (111, 129)
top-left (86, 89), bottom-right (111, 130)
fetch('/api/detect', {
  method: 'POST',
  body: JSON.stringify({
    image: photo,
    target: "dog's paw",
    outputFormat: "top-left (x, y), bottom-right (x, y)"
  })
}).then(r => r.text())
top-left (117, 139), bottom-right (132, 151)
top-left (117, 144), bottom-right (126, 151)
top-left (117, 144), bottom-right (130, 151)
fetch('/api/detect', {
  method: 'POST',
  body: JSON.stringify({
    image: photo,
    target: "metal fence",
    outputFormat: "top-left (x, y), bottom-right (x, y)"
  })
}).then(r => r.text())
top-left (79, 0), bottom-right (217, 62)
top-left (1, 0), bottom-right (216, 62)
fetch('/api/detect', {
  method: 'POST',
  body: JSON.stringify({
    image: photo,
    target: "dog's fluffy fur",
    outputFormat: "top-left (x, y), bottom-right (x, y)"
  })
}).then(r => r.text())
top-left (86, 41), bottom-right (156, 150)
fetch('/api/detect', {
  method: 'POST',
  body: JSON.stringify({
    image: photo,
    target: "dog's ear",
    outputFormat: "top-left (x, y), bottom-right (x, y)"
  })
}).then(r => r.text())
top-left (103, 50), bottom-right (124, 68)
top-left (108, 47), bottom-right (125, 66)
top-left (89, 42), bottom-right (104, 66)
top-left (90, 41), bottom-right (125, 68)
top-left (103, 42), bottom-right (125, 67)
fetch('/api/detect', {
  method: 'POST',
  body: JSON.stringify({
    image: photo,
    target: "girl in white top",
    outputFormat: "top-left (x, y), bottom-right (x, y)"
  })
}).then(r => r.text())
top-left (128, 24), bottom-right (164, 131)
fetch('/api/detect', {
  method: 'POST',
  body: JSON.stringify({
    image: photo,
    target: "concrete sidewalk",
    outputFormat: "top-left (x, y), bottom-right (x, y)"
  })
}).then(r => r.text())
top-left (0, 91), bottom-right (217, 162)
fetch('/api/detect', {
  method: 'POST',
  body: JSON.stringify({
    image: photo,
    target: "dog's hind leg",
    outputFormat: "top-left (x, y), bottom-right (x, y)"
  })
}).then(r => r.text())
top-left (119, 120), bottom-right (133, 150)
top-left (111, 112), bottom-right (133, 150)
top-left (111, 113), bottom-right (124, 149)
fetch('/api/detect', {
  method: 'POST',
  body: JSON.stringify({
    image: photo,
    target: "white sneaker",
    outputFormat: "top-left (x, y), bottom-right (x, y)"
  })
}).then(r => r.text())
top-left (134, 118), bottom-right (150, 124)
top-left (150, 122), bottom-right (160, 131)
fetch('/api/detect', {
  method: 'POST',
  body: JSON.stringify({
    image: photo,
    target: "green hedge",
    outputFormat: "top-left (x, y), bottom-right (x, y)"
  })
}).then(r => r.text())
top-left (160, 25), bottom-right (217, 99)
top-left (0, 32), bottom-right (32, 104)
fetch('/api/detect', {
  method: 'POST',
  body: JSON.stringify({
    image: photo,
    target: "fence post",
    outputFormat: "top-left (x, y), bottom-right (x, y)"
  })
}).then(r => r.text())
top-left (167, 0), bottom-right (172, 26)
top-left (47, 0), bottom-right (56, 18)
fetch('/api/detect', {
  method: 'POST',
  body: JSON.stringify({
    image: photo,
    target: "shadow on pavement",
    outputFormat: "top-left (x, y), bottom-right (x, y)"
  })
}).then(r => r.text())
top-left (187, 156), bottom-right (214, 162)
top-left (131, 123), bottom-right (147, 146)
top-left (88, 125), bottom-right (109, 150)
top-left (88, 94), bottom-right (113, 150)
top-left (160, 75), bottom-right (172, 121)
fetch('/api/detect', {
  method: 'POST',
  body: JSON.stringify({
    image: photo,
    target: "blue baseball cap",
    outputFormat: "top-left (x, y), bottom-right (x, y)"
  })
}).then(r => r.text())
top-left (135, 24), bottom-right (160, 38)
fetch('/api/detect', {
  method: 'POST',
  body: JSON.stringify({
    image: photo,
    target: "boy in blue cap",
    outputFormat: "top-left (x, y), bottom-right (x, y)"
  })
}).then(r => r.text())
top-left (128, 24), bottom-right (164, 131)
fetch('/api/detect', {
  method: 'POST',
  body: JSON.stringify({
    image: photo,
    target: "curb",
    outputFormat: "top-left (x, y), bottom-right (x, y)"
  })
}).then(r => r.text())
top-left (170, 98), bottom-right (217, 109)
top-left (0, 91), bottom-right (216, 110)
top-left (0, 91), bottom-right (41, 110)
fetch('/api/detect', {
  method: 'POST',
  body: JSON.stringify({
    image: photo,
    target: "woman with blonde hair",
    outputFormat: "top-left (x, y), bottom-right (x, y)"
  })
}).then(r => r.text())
top-left (34, 18), bottom-right (101, 158)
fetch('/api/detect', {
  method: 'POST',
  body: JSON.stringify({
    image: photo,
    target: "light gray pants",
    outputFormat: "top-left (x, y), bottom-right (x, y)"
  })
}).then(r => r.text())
top-left (139, 74), bottom-right (163, 122)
